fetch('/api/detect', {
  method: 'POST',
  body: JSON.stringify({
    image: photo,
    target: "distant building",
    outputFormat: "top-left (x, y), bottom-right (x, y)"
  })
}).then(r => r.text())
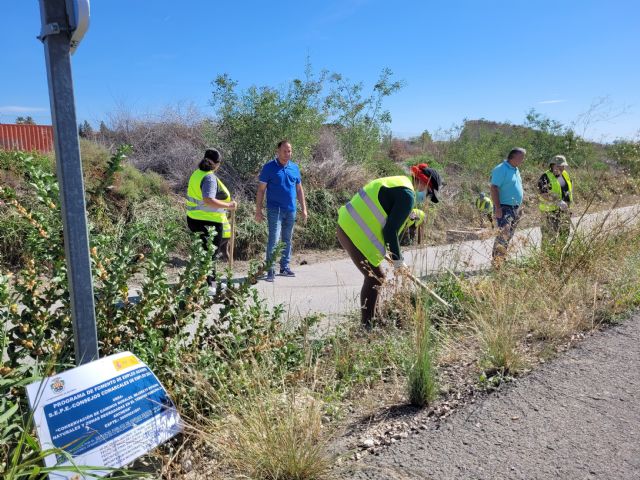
top-left (0, 123), bottom-right (54, 153)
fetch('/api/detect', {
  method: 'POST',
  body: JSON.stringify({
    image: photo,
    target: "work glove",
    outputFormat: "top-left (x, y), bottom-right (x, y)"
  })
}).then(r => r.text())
top-left (557, 200), bottom-right (569, 211)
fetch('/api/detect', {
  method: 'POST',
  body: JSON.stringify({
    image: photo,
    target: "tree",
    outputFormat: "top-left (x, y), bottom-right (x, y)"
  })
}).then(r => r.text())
top-left (419, 130), bottom-right (433, 151)
top-left (209, 64), bottom-right (403, 176)
top-left (210, 64), bottom-right (328, 176)
top-left (325, 68), bottom-right (403, 165)
top-left (78, 120), bottom-right (94, 138)
top-left (98, 121), bottom-right (110, 137)
top-left (15, 116), bottom-right (35, 125)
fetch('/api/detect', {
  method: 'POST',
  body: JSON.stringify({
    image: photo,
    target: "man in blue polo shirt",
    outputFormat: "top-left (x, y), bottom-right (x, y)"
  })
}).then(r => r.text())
top-left (255, 140), bottom-right (308, 282)
top-left (490, 147), bottom-right (526, 266)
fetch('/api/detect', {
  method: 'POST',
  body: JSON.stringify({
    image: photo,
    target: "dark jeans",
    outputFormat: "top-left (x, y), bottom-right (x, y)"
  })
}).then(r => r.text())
top-left (492, 204), bottom-right (521, 261)
top-left (337, 226), bottom-right (384, 328)
top-left (266, 207), bottom-right (296, 271)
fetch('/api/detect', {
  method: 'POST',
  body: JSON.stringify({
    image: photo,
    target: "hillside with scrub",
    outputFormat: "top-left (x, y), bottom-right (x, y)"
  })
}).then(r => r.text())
top-left (2, 68), bottom-right (640, 479)
top-left (30, 69), bottom-right (640, 262)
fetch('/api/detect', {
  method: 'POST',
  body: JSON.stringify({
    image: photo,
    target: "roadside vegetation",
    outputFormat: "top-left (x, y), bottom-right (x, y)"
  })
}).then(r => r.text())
top-left (2, 64), bottom-right (640, 478)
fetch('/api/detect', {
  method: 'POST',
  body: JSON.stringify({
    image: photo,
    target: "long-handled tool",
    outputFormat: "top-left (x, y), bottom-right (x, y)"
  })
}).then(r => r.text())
top-left (228, 210), bottom-right (236, 269)
top-left (405, 269), bottom-right (451, 309)
top-left (386, 256), bottom-right (451, 309)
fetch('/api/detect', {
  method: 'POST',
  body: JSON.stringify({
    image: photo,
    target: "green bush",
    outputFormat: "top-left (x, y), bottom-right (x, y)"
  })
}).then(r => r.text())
top-left (211, 64), bottom-right (403, 176)
top-left (211, 68), bottom-right (327, 176)
top-left (1, 152), bottom-right (312, 471)
top-left (232, 201), bottom-right (268, 260)
top-left (609, 140), bottom-right (640, 175)
top-left (295, 189), bottom-right (340, 250)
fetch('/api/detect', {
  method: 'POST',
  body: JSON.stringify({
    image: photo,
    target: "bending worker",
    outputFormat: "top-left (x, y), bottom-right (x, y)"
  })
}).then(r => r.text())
top-left (186, 149), bottom-right (237, 285)
top-left (400, 209), bottom-right (427, 245)
top-left (475, 192), bottom-right (494, 227)
top-left (538, 154), bottom-right (573, 249)
top-left (337, 164), bottom-right (442, 329)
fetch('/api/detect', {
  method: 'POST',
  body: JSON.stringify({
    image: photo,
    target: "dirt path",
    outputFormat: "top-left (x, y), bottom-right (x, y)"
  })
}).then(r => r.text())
top-left (343, 316), bottom-right (640, 480)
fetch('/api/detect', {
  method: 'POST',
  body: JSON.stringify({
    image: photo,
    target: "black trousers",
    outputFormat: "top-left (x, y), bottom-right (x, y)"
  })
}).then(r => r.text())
top-left (187, 217), bottom-right (228, 284)
top-left (337, 226), bottom-right (384, 328)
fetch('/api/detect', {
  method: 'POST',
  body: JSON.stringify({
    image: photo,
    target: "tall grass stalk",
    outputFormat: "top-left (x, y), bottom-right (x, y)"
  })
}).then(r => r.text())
top-left (407, 303), bottom-right (438, 407)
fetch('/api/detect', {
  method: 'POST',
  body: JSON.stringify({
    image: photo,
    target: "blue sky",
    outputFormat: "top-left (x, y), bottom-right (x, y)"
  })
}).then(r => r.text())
top-left (2, 0), bottom-right (639, 141)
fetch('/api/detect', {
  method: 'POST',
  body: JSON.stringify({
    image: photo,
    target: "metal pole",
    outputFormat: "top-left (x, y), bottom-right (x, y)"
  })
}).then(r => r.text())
top-left (38, 0), bottom-right (98, 364)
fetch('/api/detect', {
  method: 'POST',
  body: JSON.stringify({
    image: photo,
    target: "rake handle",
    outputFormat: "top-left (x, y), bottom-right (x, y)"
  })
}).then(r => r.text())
top-left (404, 269), bottom-right (451, 309)
top-left (385, 256), bottom-right (451, 309)
top-left (228, 210), bottom-right (236, 269)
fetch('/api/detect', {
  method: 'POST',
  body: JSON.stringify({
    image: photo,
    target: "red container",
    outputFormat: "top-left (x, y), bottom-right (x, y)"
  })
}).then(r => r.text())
top-left (0, 124), bottom-right (54, 153)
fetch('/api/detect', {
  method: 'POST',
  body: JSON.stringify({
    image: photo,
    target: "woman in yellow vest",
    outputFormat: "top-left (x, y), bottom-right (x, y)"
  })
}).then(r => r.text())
top-left (400, 208), bottom-right (427, 245)
top-left (186, 149), bottom-right (237, 284)
top-left (337, 163), bottom-right (441, 328)
top-left (538, 155), bottom-right (573, 249)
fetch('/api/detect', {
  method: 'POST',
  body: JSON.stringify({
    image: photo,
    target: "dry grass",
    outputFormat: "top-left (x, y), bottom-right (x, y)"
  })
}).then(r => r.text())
top-left (304, 129), bottom-right (371, 193)
top-left (465, 209), bottom-right (640, 377)
top-left (173, 366), bottom-right (334, 480)
top-left (153, 208), bottom-right (640, 477)
top-left (213, 392), bottom-right (331, 480)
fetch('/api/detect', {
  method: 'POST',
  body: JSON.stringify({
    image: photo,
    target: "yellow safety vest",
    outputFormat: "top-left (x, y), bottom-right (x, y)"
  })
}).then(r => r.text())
top-left (186, 169), bottom-right (226, 222)
top-left (475, 193), bottom-right (493, 213)
top-left (539, 170), bottom-right (573, 212)
top-left (338, 176), bottom-right (414, 267)
top-left (401, 209), bottom-right (426, 232)
top-left (216, 178), bottom-right (232, 239)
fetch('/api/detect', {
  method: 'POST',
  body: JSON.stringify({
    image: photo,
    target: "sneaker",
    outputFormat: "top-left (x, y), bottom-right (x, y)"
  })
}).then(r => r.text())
top-left (264, 270), bottom-right (275, 282)
top-left (279, 266), bottom-right (295, 277)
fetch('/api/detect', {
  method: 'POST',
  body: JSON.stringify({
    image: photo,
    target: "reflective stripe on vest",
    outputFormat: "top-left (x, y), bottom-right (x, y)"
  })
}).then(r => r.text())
top-left (539, 170), bottom-right (573, 212)
top-left (345, 202), bottom-right (386, 257)
top-left (338, 175), bottom-right (414, 267)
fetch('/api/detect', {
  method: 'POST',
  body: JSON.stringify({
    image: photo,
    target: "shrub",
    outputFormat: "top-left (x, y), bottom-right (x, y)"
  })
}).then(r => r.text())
top-left (326, 68), bottom-right (403, 165)
top-left (609, 139), bottom-right (640, 175)
top-left (1, 151), bottom-right (315, 474)
top-left (211, 66), bottom-right (327, 176)
top-left (304, 127), bottom-right (371, 193)
top-left (294, 189), bottom-right (342, 250)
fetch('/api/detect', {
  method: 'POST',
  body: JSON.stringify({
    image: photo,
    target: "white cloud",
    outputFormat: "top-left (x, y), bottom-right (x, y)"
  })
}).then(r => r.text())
top-left (538, 99), bottom-right (566, 105)
top-left (0, 105), bottom-right (48, 113)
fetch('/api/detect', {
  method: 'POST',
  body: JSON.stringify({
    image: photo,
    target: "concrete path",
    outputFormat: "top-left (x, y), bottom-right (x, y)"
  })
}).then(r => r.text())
top-left (251, 205), bottom-right (640, 323)
top-left (344, 315), bottom-right (640, 480)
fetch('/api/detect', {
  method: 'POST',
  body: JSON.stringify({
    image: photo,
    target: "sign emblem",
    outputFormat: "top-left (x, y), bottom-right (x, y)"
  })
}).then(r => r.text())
top-left (50, 377), bottom-right (65, 394)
